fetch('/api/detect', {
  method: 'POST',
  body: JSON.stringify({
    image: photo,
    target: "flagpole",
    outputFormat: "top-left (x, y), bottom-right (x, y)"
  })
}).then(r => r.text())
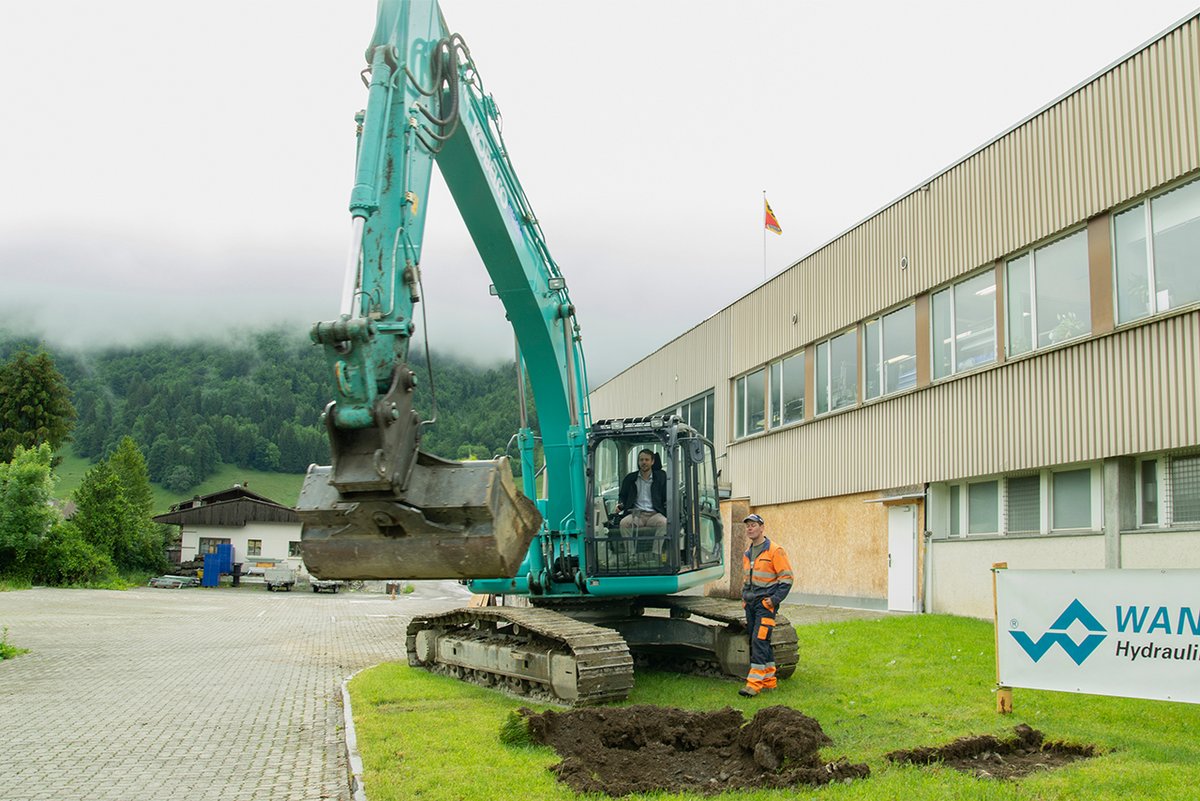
top-left (762, 190), bottom-right (767, 281)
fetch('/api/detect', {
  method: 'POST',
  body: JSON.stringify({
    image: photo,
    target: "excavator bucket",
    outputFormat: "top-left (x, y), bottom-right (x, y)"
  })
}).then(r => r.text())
top-left (297, 452), bottom-right (542, 580)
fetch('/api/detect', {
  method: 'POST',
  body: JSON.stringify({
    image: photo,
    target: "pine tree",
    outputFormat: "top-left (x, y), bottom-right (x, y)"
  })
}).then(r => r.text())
top-left (0, 349), bottom-right (77, 462)
top-left (108, 436), bottom-right (154, 517)
top-left (72, 458), bottom-right (165, 574)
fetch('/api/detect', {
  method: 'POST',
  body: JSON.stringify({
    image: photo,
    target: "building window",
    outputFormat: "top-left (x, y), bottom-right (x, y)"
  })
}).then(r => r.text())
top-left (660, 390), bottom-right (714, 441)
top-left (1005, 229), bottom-right (1091, 356)
top-left (1139, 458), bottom-right (1160, 525)
top-left (967, 480), bottom-right (999, 535)
top-left (1051, 468), bottom-right (1092, 530)
top-left (247, 539), bottom-right (262, 557)
top-left (769, 352), bottom-right (805, 428)
top-left (937, 465), bottom-right (1099, 538)
top-left (1138, 453), bottom-right (1200, 527)
top-left (198, 537), bottom-right (230, 555)
top-left (288, 541), bottom-right (302, 557)
top-left (1169, 454), bottom-right (1200, 524)
top-left (1006, 475), bottom-right (1041, 533)
top-left (733, 369), bottom-right (765, 439)
top-left (949, 485), bottom-right (960, 536)
top-left (932, 271), bottom-right (996, 380)
top-left (815, 329), bottom-right (857, 415)
top-left (1114, 175), bottom-right (1200, 324)
top-left (864, 304), bottom-right (917, 400)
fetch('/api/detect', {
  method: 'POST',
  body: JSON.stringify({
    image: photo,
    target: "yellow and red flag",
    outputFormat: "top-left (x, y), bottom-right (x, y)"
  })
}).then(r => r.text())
top-left (764, 198), bottom-right (782, 235)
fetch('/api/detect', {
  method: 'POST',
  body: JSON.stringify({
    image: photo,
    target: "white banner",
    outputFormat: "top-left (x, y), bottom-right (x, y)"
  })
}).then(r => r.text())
top-left (995, 569), bottom-right (1200, 705)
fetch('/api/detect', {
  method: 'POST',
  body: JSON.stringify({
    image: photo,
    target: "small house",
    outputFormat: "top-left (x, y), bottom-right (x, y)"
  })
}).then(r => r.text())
top-left (154, 485), bottom-right (308, 576)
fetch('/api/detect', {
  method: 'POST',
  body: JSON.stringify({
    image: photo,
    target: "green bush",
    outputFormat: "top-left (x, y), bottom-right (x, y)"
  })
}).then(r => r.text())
top-left (33, 522), bottom-right (117, 586)
top-left (0, 626), bottom-right (28, 660)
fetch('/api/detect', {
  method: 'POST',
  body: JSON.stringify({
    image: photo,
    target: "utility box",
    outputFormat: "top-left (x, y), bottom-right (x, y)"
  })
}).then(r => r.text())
top-left (216, 543), bottom-right (234, 574)
top-left (201, 554), bottom-right (220, 587)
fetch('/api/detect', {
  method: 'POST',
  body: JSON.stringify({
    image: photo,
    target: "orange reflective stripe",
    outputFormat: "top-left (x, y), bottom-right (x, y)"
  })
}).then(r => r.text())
top-left (757, 626), bottom-right (769, 639)
top-left (761, 617), bottom-right (775, 626)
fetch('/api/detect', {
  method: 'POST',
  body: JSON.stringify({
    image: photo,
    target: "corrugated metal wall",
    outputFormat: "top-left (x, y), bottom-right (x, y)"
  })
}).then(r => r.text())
top-left (589, 15), bottom-right (1200, 500)
top-left (726, 311), bottom-right (1199, 504)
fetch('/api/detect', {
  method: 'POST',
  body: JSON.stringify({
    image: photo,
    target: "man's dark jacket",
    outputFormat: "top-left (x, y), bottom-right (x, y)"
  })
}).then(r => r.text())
top-left (619, 465), bottom-right (667, 517)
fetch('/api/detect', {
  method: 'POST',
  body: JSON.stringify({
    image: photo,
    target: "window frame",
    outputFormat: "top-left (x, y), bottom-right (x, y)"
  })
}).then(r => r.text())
top-left (1112, 174), bottom-right (1200, 325)
top-left (659, 389), bottom-right (715, 441)
top-left (1004, 226), bottom-right (1091, 357)
top-left (198, 537), bottom-right (231, 556)
top-left (1049, 465), bottom-right (1100, 532)
top-left (935, 463), bottom-right (1101, 538)
top-left (863, 303), bottom-right (917, 400)
top-left (814, 328), bottom-right (858, 416)
top-left (732, 369), bottom-right (766, 440)
top-left (1137, 452), bottom-right (1200, 528)
top-left (931, 269), bottom-right (997, 381)
top-left (769, 350), bottom-right (805, 429)
top-left (732, 350), bottom-right (808, 441)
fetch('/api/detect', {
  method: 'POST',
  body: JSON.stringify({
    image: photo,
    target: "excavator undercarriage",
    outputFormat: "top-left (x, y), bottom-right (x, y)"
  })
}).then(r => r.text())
top-left (406, 596), bottom-right (798, 705)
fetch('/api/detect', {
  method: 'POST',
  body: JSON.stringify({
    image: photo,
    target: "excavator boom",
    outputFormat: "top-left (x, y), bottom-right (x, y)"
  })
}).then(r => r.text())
top-left (297, 0), bottom-right (587, 579)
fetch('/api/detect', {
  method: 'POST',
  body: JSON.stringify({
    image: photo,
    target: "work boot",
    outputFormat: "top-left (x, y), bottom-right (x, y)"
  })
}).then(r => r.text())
top-left (738, 685), bottom-right (759, 698)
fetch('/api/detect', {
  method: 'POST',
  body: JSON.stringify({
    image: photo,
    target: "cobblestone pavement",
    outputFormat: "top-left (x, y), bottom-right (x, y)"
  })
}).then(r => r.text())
top-left (0, 582), bottom-right (470, 801)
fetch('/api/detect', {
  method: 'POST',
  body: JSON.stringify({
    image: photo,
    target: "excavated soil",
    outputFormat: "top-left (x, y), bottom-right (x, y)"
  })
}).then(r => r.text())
top-left (886, 724), bottom-right (1097, 779)
top-left (514, 704), bottom-right (868, 796)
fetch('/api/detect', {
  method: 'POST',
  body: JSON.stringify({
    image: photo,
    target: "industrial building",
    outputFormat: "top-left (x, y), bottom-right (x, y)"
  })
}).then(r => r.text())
top-left (588, 12), bottom-right (1199, 617)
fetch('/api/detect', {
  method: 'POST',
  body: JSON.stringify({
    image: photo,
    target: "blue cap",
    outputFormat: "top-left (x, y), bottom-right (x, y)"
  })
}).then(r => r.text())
top-left (743, 513), bottom-right (764, 524)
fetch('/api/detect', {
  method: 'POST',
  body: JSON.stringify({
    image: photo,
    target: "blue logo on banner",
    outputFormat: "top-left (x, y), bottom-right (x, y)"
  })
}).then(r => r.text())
top-left (1010, 599), bottom-right (1107, 666)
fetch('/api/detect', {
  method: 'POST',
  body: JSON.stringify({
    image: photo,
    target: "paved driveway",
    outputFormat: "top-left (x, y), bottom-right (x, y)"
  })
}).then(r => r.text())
top-left (0, 582), bottom-right (469, 801)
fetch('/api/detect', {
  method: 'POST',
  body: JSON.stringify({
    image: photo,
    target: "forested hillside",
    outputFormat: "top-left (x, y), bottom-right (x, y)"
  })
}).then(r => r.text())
top-left (0, 332), bottom-right (530, 492)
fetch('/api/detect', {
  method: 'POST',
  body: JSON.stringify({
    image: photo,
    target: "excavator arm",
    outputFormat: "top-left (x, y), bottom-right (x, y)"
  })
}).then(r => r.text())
top-left (297, 0), bottom-right (590, 581)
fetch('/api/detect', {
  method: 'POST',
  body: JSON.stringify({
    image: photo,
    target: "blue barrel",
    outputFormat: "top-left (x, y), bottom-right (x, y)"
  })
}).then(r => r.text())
top-left (202, 553), bottom-right (220, 586)
top-left (216, 543), bottom-right (234, 574)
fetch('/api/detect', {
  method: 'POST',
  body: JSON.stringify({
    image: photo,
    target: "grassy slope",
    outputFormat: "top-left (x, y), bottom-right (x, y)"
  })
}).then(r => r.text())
top-left (54, 448), bottom-right (304, 514)
top-left (350, 614), bottom-right (1200, 801)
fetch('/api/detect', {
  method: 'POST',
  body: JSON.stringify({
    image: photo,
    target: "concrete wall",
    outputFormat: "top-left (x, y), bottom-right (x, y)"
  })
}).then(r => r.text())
top-left (927, 534), bottom-right (1107, 619)
top-left (1120, 529), bottom-right (1200, 568)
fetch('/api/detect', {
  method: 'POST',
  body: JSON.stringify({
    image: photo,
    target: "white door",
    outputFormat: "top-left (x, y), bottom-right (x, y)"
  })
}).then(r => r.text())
top-left (887, 505), bottom-right (917, 612)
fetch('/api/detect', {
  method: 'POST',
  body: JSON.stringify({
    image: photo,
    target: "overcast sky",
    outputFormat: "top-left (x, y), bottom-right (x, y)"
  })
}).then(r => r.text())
top-left (2, 1), bottom-right (1196, 383)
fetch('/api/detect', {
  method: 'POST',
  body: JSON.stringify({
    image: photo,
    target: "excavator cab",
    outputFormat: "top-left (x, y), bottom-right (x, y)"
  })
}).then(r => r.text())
top-left (585, 417), bottom-right (723, 577)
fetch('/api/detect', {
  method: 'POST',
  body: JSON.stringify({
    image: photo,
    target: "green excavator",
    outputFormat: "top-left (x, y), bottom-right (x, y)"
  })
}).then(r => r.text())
top-left (296, 0), bottom-right (796, 705)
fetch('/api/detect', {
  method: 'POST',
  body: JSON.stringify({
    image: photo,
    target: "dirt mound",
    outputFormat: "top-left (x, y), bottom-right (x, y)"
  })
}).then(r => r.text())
top-left (886, 723), bottom-right (1097, 779)
top-left (514, 704), bottom-right (868, 796)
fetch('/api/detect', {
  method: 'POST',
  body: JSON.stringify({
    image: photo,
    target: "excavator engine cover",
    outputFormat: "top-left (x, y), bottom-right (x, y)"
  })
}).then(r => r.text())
top-left (297, 453), bottom-right (541, 580)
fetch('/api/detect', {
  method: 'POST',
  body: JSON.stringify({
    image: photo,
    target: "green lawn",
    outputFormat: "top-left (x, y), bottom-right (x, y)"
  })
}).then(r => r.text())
top-left (349, 614), bottom-right (1200, 800)
top-left (54, 447), bottom-right (305, 514)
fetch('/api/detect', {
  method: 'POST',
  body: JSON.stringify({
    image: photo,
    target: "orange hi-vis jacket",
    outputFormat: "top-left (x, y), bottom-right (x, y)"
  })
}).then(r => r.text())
top-left (742, 537), bottom-right (794, 607)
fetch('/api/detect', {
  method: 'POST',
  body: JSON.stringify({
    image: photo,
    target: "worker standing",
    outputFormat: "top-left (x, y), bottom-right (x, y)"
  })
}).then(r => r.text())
top-left (738, 513), bottom-right (793, 697)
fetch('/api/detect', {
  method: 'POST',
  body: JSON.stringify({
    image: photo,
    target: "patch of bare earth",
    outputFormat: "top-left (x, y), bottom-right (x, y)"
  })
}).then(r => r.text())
top-left (515, 704), bottom-right (868, 796)
top-left (886, 723), bottom-right (1097, 779)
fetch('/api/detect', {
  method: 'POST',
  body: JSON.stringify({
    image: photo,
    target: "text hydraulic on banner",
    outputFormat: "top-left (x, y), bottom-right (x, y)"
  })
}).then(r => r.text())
top-left (996, 569), bottom-right (1200, 704)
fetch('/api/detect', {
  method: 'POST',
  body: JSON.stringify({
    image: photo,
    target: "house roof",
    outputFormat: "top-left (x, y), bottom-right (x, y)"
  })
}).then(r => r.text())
top-left (153, 485), bottom-right (299, 527)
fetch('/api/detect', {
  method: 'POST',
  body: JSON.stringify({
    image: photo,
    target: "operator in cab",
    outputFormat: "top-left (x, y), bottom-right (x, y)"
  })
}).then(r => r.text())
top-left (738, 513), bottom-right (793, 697)
top-left (616, 448), bottom-right (668, 542)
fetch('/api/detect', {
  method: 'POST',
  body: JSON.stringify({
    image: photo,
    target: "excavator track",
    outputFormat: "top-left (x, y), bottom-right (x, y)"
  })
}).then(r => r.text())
top-left (641, 596), bottom-right (799, 680)
top-left (406, 606), bottom-right (634, 706)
